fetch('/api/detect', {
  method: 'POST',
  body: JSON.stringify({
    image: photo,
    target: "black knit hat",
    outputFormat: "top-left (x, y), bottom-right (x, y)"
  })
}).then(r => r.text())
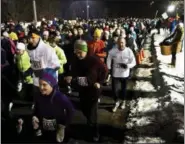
top-left (27, 29), bottom-right (40, 38)
top-left (112, 32), bottom-right (119, 37)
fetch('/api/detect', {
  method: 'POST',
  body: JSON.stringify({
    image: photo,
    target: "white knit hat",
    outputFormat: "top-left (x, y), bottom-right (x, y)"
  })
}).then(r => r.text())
top-left (16, 42), bottom-right (25, 50)
top-left (3, 31), bottom-right (9, 38)
top-left (43, 31), bottom-right (49, 36)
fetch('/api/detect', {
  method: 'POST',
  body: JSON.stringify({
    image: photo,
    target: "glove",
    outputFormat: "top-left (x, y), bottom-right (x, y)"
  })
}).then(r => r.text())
top-left (94, 83), bottom-right (101, 89)
top-left (32, 116), bottom-right (39, 130)
top-left (56, 124), bottom-right (66, 143)
top-left (77, 77), bottom-right (88, 86)
top-left (120, 63), bottom-right (128, 69)
top-left (64, 76), bottom-right (72, 84)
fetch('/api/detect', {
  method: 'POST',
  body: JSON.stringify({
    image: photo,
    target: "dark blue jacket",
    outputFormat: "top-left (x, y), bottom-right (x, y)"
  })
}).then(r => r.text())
top-left (34, 89), bottom-right (74, 126)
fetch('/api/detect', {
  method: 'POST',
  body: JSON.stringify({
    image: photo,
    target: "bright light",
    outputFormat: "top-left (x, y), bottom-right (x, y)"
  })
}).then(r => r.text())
top-left (167, 5), bottom-right (175, 12)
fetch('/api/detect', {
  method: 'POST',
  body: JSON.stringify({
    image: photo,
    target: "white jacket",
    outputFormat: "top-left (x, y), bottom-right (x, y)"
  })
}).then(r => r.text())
top-left (107, 46), bottom-right (136, 78)
top-left (27, 39), bottom-right (60, 86)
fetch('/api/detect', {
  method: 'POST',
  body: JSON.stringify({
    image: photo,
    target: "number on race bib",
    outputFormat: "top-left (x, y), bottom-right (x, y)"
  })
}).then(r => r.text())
top-left (32, 61), bottom-right (42, 69)
top-left (42, 118), bottom-right (56, 131)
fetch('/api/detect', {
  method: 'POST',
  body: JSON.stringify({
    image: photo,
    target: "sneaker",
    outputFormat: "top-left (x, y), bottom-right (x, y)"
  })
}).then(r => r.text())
top-left (35, 129), bottom-right (42, 137)
top-left (112, 101), bottom-right (120, 113)
top-left (120, 101), bottom-right (126, 109)
top-left (16, 118), bottom-right (24, 134)
top-left (93, 135), bottom-right (100, 142)
top-left (98, 98), bottom-right (100, 103)
top-left (17, 82), bottom-right (23, 92)
top-left (31, 104), bottom-right (35, 110)
top-left (67, 86), bottom-right (72, 94)
top-left (9, 102), bottom-right (13, 112)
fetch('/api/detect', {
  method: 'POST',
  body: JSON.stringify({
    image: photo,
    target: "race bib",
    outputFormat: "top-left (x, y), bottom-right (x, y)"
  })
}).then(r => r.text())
top-left (77, 77), bottom-right (88, 86)
top-left (42, 118), bottom-right (57, 131)
top-left (31, 60), bottom-right (43, 70)
top-left (115, 64), bottom-right (122, 69)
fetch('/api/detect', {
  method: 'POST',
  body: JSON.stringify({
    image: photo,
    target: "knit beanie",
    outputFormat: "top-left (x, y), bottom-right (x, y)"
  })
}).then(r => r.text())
top-left (16, 42), bottom-right (26, 50)
top-left (94, 28), bottom-right (102, 38)
top-left (43, 30), bottom-right (49, 36)
top-left (3, 31), bottom-right (9, 38)
top-left (74, 40), bottom-right (88, 52)
top-left (40, 68), bottom-right (57, 88)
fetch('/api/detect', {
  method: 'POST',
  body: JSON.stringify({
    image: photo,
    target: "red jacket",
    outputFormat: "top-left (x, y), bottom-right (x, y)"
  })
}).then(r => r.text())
top-left (87, 40), bottom-right (106, 62)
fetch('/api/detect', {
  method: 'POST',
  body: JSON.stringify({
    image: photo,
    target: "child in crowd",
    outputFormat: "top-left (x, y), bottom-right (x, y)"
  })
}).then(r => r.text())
top-left (32, 68), bottom-right (74, 143)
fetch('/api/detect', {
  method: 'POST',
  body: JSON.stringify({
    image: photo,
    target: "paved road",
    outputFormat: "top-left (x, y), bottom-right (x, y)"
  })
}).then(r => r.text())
top-left (3, 82), bottom-right (137, 143)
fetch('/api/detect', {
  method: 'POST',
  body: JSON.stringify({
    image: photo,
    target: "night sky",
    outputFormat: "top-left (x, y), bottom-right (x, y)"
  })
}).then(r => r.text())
top-left (1, 0), bottom-right (176, 21)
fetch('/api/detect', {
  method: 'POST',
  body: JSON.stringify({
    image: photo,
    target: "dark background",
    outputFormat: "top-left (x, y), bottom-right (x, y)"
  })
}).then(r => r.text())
top-left (1, 0), bottom-right (183, 21)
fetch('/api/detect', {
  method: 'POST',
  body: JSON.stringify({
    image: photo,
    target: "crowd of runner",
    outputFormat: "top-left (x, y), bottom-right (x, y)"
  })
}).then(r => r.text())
top-left (1, 16), bottom-right (183, 143)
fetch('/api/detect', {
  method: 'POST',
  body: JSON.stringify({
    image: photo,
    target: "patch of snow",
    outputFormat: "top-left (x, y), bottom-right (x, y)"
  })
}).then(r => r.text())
top-left (133, 81), bottom-right (156, 92)
top-left (134, 117), bottom-right (152, 127)
top-left (125, 136), bottom-right (165, 144)
top-left (135, 137), bottom-right (165, 143)
top-left (177, 129), bottom-right (184, 136)
top-left (169, 90), bottom-right (184, 105)
top-left (162, 75), bottom-right (184, 87)
top-left (136, 98), bottom-right (159, 112)
top-left (164, 102), bottom-right (170, 107)
top-left (135, 68), bottom-right (153, 78)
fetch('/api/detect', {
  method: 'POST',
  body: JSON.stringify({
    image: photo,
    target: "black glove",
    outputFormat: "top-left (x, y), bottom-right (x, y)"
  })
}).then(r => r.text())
top-left (120, 63), bottom-right (128, 69)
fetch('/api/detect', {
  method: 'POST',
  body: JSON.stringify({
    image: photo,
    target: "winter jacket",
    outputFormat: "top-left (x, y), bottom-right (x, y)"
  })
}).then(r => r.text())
top-left (34, 89), bottom-right (74, 128)
top-left (15, 51), bottom-right (33, 84)
top-left (1, 38), bottom-right (16, 65)
top-left (87, 40), bottom-right (106, 62)
top-left (68, 55), bottom-right (108, 100)
top-left (126, 36), bottom-right (138, 54)
top-left (16, 51), bottom-right (31, 73)
top-left (53, 46), bottom-right (67, 74)
top-left (69, 55), bottom-right (108, 86)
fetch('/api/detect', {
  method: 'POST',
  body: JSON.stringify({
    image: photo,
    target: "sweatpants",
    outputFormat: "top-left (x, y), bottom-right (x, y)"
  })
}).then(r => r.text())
top-left (112, 77), bottom-right (128, 102)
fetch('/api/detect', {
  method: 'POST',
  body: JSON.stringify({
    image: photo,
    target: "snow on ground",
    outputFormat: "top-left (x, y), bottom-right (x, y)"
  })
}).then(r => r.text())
top-left (124, 30), bottom-right (184, 143)
top-left (153, 30), bottom-right (184, 141)
top-left (133, 81), bottom-right (156, 92)
top-left (135, 68), bottom-right (153, 78)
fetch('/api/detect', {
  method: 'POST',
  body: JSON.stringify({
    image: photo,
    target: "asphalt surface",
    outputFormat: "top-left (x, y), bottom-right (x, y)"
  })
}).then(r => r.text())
top-left (2, 83), bottom-right (136, 143)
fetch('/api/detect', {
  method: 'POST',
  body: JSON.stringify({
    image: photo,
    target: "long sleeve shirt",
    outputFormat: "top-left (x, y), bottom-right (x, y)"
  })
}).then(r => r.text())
top-left (27, 39), bottom-right (60, 86)
top-left (107, 46), bottom-right (136, 78)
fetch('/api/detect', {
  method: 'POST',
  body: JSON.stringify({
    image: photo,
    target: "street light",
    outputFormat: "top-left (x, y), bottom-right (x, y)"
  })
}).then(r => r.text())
top-left (86, 0), bottom-right (89, 20)
top-left (167, 5), bottom-right (175, 12)
top-left (32, 0), bottom-right (37, 22)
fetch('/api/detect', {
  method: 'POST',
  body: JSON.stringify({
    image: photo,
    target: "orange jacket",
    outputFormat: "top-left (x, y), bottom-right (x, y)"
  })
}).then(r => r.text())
top-left (87, 40), bottom-right (106, 62)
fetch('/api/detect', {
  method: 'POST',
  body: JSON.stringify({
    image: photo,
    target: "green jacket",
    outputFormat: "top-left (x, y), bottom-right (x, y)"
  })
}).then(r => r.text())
top-left (16, 51), bottom-right (31, 72)
top-left (15, 51), bottom-right (33, 84)
top-left (53, 46), bottom-right (67, 74)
